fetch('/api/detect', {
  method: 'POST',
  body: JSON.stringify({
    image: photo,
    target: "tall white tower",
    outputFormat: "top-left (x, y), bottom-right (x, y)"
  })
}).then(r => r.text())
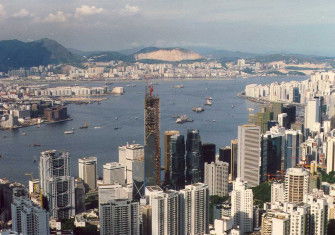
top-left (78, 156), bottom-right (97, 190)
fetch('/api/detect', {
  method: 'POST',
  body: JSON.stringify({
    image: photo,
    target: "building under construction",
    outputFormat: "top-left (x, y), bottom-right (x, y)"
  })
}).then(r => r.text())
top-left (144, 85), bottom-right (161, 186)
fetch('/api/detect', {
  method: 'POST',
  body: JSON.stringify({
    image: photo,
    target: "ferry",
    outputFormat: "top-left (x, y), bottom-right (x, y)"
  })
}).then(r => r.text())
top-left (79, 122), bottom-right (89, 129)
top-left (94, 126), bottom-right (102, 129)
top-left (204, 97), bottom-right (213, 106)
top-left (64, 130), bottom-right (74, 135)
top-left (176, 115), bottom-right (193, 124)
top-left (173, 84), bottom-right (184, 89)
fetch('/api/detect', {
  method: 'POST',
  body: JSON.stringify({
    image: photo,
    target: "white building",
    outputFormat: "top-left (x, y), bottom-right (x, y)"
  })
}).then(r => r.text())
top-left (103, 162), bottom-right (126, 185)
top-left (305, 192), bottom-right (328, 235)
top-left (180, 183), bottom-right (209, 235)
top-left (98, 184), bottom-right (132, 204)
top-left (231, 178), bottom-right (254, 234)
top-left (304, 97), bottom-right (321, 132)
top-left (151, 190), bottom-right (183, 235)
top-left (237, 124), bottom-right (261, 187)
top-left (11, 197), bottom-right (49, 235)
top-left (326, 137), bottom-right (335, 173)
top-left (205, 160), bottom-right (229, 197)
top-left (271, 182), bottom-right (284, 204)
top-left (99, 199), bottom-right (140, 235)
top-left (39, 150), bottom-right (75, 220)
top-left (284, 168), bottom-right (310, 203)
top-left (78, 156), bottom-right (97, 190)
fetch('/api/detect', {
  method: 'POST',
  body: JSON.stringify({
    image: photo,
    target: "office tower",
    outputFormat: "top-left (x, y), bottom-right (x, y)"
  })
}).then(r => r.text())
top-left (151, 190), bottom-right (183, 235)
top-left (326, 137), bottom-right (335, 173)
top-left (284, 168), bottom-right (310, 203)
top-left (218, 146), bottom-right (231, 165)
top-left (231, 178), bottom-right (254, 234)
top-left (141, 205), bottom-right (152, 235)
top-left (99, 199), bottom-right (140, 235)
top-left (304, 97), bottom-right (322, 132)
top-left (163, 130), bottom-right (180, 185)
top-left (261, 211), bottom-right (290, 235)
top-left (180, 183), bottom-right (209, 235)
top-left (39, 150), bottom-right (75, 219)
top-left (98, 184), bottom-right (132, 204)
top-left (248, 108), bottom-right (273, 133)
top-left (201, 143), bottom-right (216, 164)
top-left (305, 195), bottom-right (327, 235)
top-left (283, 104), bottom-right (296, 125)
top-left (103, 162), bottom-right (126, 185)
top-left (285, 130), bottom-right (302, 169)
top-left (169, 134), bottom-right (186, 190)
top-left (204, 160), bottom-right (229, 197)
top-left (237, 125), bottom-right (261, 187)
top-left (186, 129), bottom-right (202, 184)
top-left (11, 197), bottom-right (49, 235)
top-left (119, 143), bottom-right (144, 199)
top-left (144, 85), bottom-right (160, 186)
top-left (74, 178), bottom-right (86, 214)
top-left (78, 156), bottom-right (97, 190)
top-left (271, 182), bottom-right (284, 204)
top-left (230, 139), bottom-right (238, 180)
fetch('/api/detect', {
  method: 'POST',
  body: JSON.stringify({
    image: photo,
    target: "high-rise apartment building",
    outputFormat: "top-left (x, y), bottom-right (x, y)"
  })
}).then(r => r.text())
top-left (103, 162), bottom-right (126, 185)
top-left (180, 183), bottom-right (209, 235)
top-left (237, 125), bottom-right (261, 187)
top-left (119, 143), bottom-right (144, 198)
top-left (144, 85), bottom-right (160, 186)
top-left (186, 129), bottom-right (202, 184)
top-left (151, 190), bottom-right (183, 235)
top-left (231, 178), bottom-right (254, 234)
top-left (326, 137), bottom-right (335, 173)
top-left (99, 199), bottom-right (140, 235)
top-left (39, 150), bottom-right (75, 219)
top-left (163, 130), bottom-right (180, 185)
top-left (271, 182), bottom-right (284, 204)
top-left (169, 134), bottom-right (185, 190)
top-left (284, 168), bottom-right (310, 203)
top-left (204, 160), bottom-right (229, 197)
top-left (11, 196), bottom-right (49, 235)
top-left (78, 156), bottom-right (97, 190)
top-left (305, 195), bottom-right (327, 235)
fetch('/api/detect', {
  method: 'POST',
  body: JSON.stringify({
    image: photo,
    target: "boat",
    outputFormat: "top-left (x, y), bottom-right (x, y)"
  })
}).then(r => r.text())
top-left (30, 144), bottom-right (41, 147)
top-left (231, 105), bottom-right (235, 108)
top-left (64, 130), bottom-right (74, 134)
top-left (176, 115), bottom-right (193, 124)
top-left (192, 107), bottom-right (205, 112)
top-left (21, 132), bottom-right (27, 136)
top-left (204, 97), bottom-right (213, 106)
top-left (79, 122), bottom-right (89, 129)
top-left (114, 127), bottom-right (119, 130)
top-left (173, 84), bottom-right (184, 88)
top-left (115, 117), bottom-right (118, 120)
top-left (94, 126), bottom-right (102, 129)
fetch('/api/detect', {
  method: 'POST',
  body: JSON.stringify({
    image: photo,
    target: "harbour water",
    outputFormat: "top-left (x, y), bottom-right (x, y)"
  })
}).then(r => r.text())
top-left (0, 76), bottom-right (306, 183)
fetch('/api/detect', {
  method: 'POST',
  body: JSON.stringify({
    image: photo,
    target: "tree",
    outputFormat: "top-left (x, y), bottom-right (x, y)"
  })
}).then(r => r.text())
top-left (252, 182), bottom-right (271, 207)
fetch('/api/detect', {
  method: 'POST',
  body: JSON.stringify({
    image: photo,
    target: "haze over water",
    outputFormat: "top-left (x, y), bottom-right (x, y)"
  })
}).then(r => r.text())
top-left (0, 76), bottom-right (305, 183)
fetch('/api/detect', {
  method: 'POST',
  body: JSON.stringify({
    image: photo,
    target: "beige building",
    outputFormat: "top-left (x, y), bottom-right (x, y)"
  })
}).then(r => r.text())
top-left (284, 168), bottom-right (310, 203)
top-left (78, 157), bottom-right (97, 190)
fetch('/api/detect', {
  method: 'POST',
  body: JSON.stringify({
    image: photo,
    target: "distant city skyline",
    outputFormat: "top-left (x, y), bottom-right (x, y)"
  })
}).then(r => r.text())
top-left (0, 0), bottom-right (335, 56)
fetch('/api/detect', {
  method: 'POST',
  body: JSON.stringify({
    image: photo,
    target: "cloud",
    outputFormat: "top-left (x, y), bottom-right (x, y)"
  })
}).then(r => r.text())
top-left (75, 5), bottom-right (103, 18)
top-left (0, 4), bottom-right (6, 19)
top-left (44, 11), bottom-right (67, 23)
top-left (12, 9), bottom-right (32, 18)
top-left (120, 4), bottom-right (140, 16)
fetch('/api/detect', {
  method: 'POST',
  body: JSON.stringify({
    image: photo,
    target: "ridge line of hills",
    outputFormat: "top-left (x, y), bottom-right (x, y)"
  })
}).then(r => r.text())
top-left (0, 38), bottom-right (334, 72)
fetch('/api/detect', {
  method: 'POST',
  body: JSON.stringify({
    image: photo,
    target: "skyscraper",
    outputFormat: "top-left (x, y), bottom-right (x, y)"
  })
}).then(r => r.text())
top-left (78, 156), bottom-right (97, 191)
top-left (284, 168), bottom-right (310, 203)
top-left (169, 134), bottom-right (186, 190)
top-left (284, 130), bottom-right (302, 169)
top-left (151, 190), bottom-right (183, 235)
top-left (201, 143), bottom-right (216, 164)
top-left (163, 130), bottom-right (180, 185)
top-left (180, 183), bottom-right (209, 235)
top-left (219, 146), bottom-right (231, 165)
top-left (237, 125), bottom-right (261, 187)
top-left (326, 137), bottom-right (335, 173)
top-left (39, 150), bottom-right (75, 219)
top-left (186, 129), bottom-right (202, 184)
top-left (103, 162), bottom-right (126, 185)
top-left (230, 139), bottom-right (238, 180)
top-left (99, 199), bottom-right (140, 235)
top-left (231, 178), bottom-right (254, 234)
top-left (119, 143), bottom-right (144, 199)
top-left (11, 197), bottom-right (49, 235)
top-left (144, 85), bottom-right (160, 186)
top-left (304, 97), bottom-right (322, 132)
top-left (204, 160), bottom-right (229, 197)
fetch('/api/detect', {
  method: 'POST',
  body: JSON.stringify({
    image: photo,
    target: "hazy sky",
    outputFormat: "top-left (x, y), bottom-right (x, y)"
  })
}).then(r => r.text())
top-left (0, 0), bottom-right (335, 55)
